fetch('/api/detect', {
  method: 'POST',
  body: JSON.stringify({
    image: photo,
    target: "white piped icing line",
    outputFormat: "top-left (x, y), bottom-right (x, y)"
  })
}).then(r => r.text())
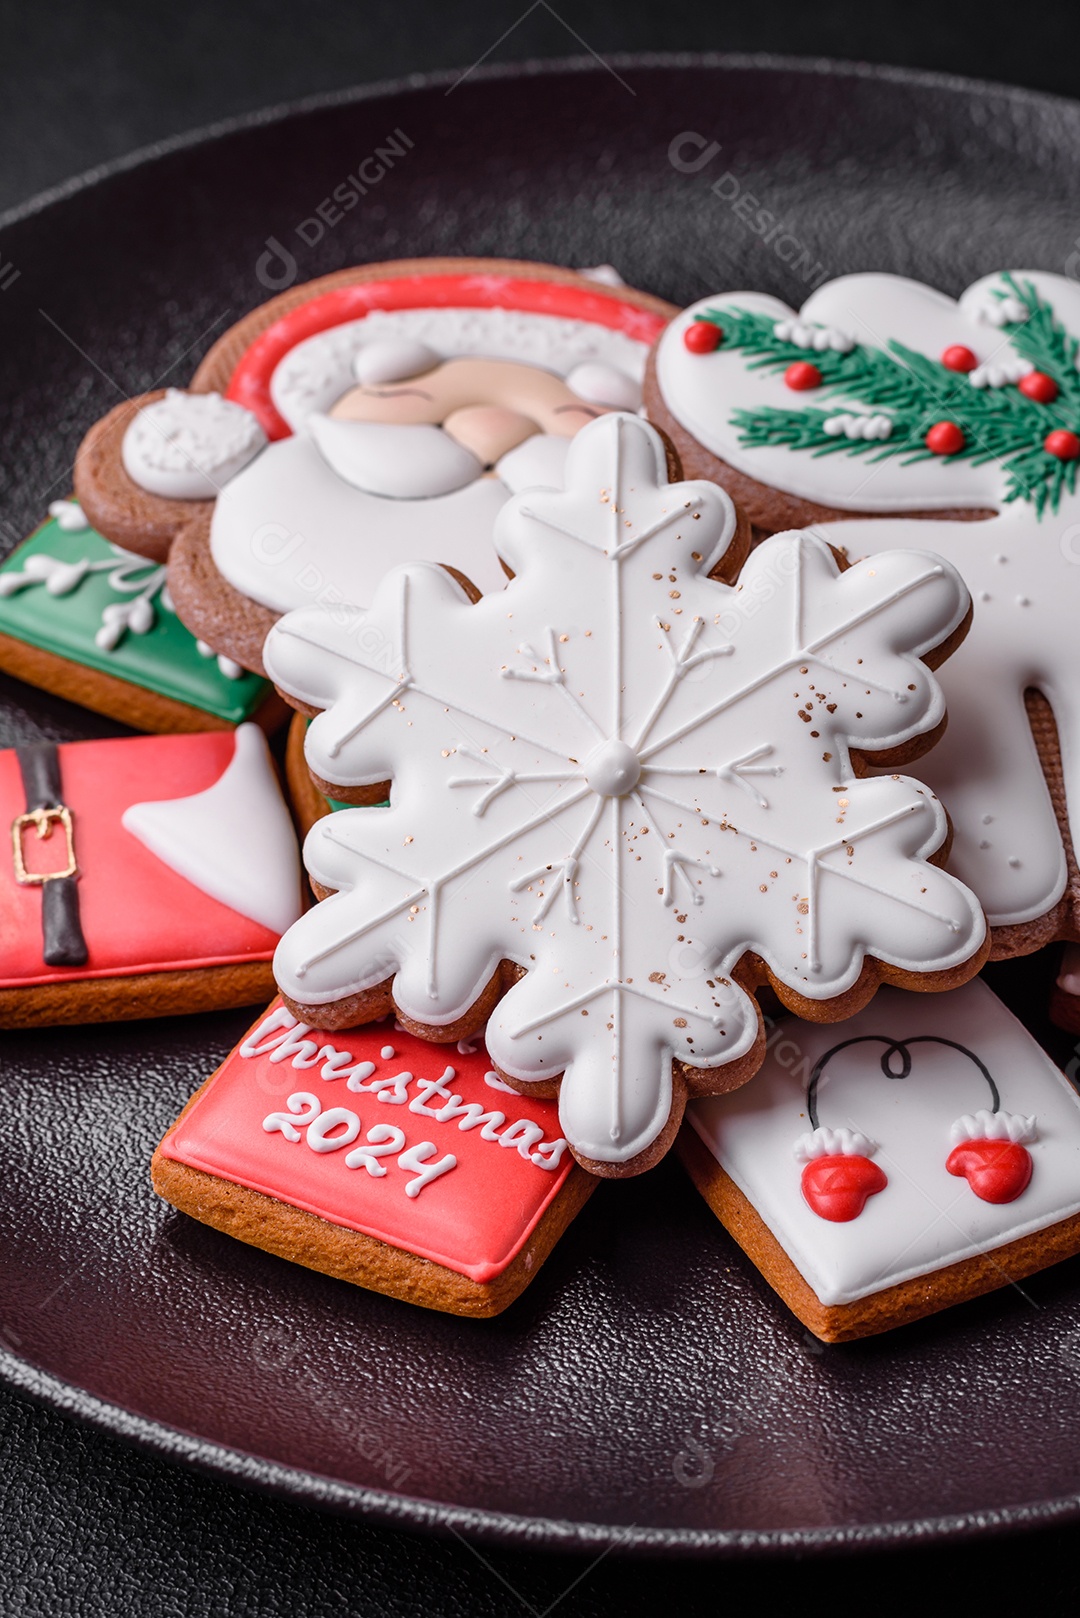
top-left (793, 1125), bottom-right (877, 1162)
top-left (968, 355), bottom-right (1034, 388)
top-left (949, 1108), bottom-right (1037, 1145)
top-left (122, 390), bottom-right (267, 500)
top-left (264, 411), bottom-right (983, 1167)
top-left (821, 413), bottom-right (892, 441)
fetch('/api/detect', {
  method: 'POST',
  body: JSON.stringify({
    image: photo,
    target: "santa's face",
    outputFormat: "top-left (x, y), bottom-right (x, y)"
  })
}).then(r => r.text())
top-left (123, 330), bottom-right (647, 614)
top-left (328, 356), bottom-right (607, 467)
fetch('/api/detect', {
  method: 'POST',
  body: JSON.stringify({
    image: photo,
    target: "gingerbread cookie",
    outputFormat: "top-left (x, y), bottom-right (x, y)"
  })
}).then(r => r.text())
top-left (0, 501), bottom-right (285, 732)
top-left (285, 711), bottom-right (350, 836)
top-left (1, 725), bottom-right (303, 1027)
top-left (263, 411), bottom-right (987, 1177)
top-left (646, 271), bottom-right (1080, 1021)
top-left (153, 999), bottom-right (594, 1316)
top-left (74, 258), bottom-right (675, 675)
top-left (679, 978), bottom-right (1080, 1342)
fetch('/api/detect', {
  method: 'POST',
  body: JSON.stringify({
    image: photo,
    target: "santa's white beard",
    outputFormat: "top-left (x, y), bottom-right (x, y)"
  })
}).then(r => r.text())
top-left (208, 422), bottom-right (571, 616)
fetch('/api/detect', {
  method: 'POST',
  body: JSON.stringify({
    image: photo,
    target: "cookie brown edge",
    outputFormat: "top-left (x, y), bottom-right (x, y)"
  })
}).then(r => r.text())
top-left (0, 960), bottom-right (276, 1030)
top-left (675, 1123), bottom-right (1080, 1342)
top-left (151, 1069), bottom-right (597, 1317)
top-left (166, 513), bottom-right (281, 677)
top-left (0, 627), bottom-right (289, 736)
top-left (285, 710), bottom-right (333, 836)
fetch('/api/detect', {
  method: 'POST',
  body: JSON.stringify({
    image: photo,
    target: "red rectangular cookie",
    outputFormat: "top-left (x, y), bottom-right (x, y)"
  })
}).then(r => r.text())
top-left (1, 726), bottom-right (303, 1026)
top-left (153, 1001), bottom-right (594, 1316)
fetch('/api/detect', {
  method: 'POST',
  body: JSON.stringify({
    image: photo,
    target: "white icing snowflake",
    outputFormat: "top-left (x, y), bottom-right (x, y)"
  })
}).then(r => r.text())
top-left (264, 414), bottom-right (984, 1168)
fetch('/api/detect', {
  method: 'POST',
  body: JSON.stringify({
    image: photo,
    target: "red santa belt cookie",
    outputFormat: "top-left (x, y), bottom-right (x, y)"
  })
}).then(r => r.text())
top-left (262, 411), bottom-right (987, 1178)
top-left (646, 272), bottom-right (1080, 1010)
top-left (73, 258), bottom-right (675, 676)
top-left (0, 725), bottom-right (303, 1027)
top-left (678, 978), bottom-right (1080, 1342)
top-left (152, 999), bottom-right (595, 1316)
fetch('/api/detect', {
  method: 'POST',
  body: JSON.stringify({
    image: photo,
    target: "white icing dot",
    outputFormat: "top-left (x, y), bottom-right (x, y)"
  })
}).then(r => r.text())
top-left (585, 739), bottom-right (641, 797)
top-left (1017, 596), bottom-right (1030, 607)
top-left (1008, 857), bottom-right (1021, 867)
top-left (380, 1045), bottom-right (395, 1059)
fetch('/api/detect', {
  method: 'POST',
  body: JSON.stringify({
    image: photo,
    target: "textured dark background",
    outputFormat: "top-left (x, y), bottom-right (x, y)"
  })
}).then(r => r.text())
top-left (4, 0), bottom-right (1080, 216)
top-left (3, 2), bottom-right (1080, 1610)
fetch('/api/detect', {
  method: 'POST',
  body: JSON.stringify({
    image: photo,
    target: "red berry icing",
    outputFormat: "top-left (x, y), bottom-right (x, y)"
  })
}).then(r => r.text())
top-left (683, 319), bottom-right (723, 354)
top-left (1045, 429), bottom-right (1080, 461)
top-left (946, 1138), bottom-right (1033, 1204)
top-left (1019, 371), bottom-right (1059, 404)
top-left (941, 345), bottom-right (977, 373)
top-left (800, 1154), bottom-right (888, 1222)
top-left (784, 361), bottom-right (823, 391)
top-left (925, 421), bottom-right (966, 455)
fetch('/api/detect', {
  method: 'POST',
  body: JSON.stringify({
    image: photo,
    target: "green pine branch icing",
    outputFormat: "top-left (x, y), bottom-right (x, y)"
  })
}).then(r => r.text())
top-left (703, 275), bottom-right (1080, 516)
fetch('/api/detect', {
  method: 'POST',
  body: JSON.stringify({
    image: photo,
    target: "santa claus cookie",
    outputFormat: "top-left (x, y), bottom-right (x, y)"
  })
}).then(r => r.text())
top-left (74, 258), bottom-right (674, 677)
top-left (680, 978), bottom-right (1080, 1341)
top-left (153, 999), bottom-right (594, 1316)
top-left (261, 411), bottom-right (988, 1177)
top-left (0, 500), bottom-right (284, 733)
top-left (646, 271), bottom-right (1080, 1026)
top-left (1, 725), bottom-right (303, 1027)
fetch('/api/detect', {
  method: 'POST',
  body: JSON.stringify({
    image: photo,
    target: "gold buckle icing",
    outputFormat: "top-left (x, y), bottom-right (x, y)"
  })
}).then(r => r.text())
top-left (11, 805), bottom-right (78, 885)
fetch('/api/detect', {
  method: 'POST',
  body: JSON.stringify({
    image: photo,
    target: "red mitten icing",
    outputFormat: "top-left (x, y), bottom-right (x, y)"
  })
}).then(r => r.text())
top-left (946, 1139), bottom-right (1032, 1203)
top-left (795, 1126), bottom-right (887, 1222)
top-left (946, 1108), bottom-right (1036, 1203)
top-left (800, 1156), bottom-right (888, 1222)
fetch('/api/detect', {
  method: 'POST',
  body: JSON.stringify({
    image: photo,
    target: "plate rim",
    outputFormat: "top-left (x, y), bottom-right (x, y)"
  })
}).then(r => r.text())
top-left (5, 51), bottom-right (1080, 1557)
top-left (7, 1344), bottom-right (1080, 1558)
top-left (3, 48), bottom-right (1078, 238)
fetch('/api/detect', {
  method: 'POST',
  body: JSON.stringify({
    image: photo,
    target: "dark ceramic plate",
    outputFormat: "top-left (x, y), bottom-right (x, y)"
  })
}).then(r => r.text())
top-left (5, 55), bottom-right (1080, 1558)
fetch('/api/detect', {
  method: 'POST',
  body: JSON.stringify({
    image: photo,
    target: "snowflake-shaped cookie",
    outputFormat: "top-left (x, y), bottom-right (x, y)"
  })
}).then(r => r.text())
top-left (264, 413), bottom-right (985, 1170)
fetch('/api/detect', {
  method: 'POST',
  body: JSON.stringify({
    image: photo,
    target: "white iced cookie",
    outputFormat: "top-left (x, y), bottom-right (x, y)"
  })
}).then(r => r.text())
top-left (263, 413), bottom-right (984, 1173)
